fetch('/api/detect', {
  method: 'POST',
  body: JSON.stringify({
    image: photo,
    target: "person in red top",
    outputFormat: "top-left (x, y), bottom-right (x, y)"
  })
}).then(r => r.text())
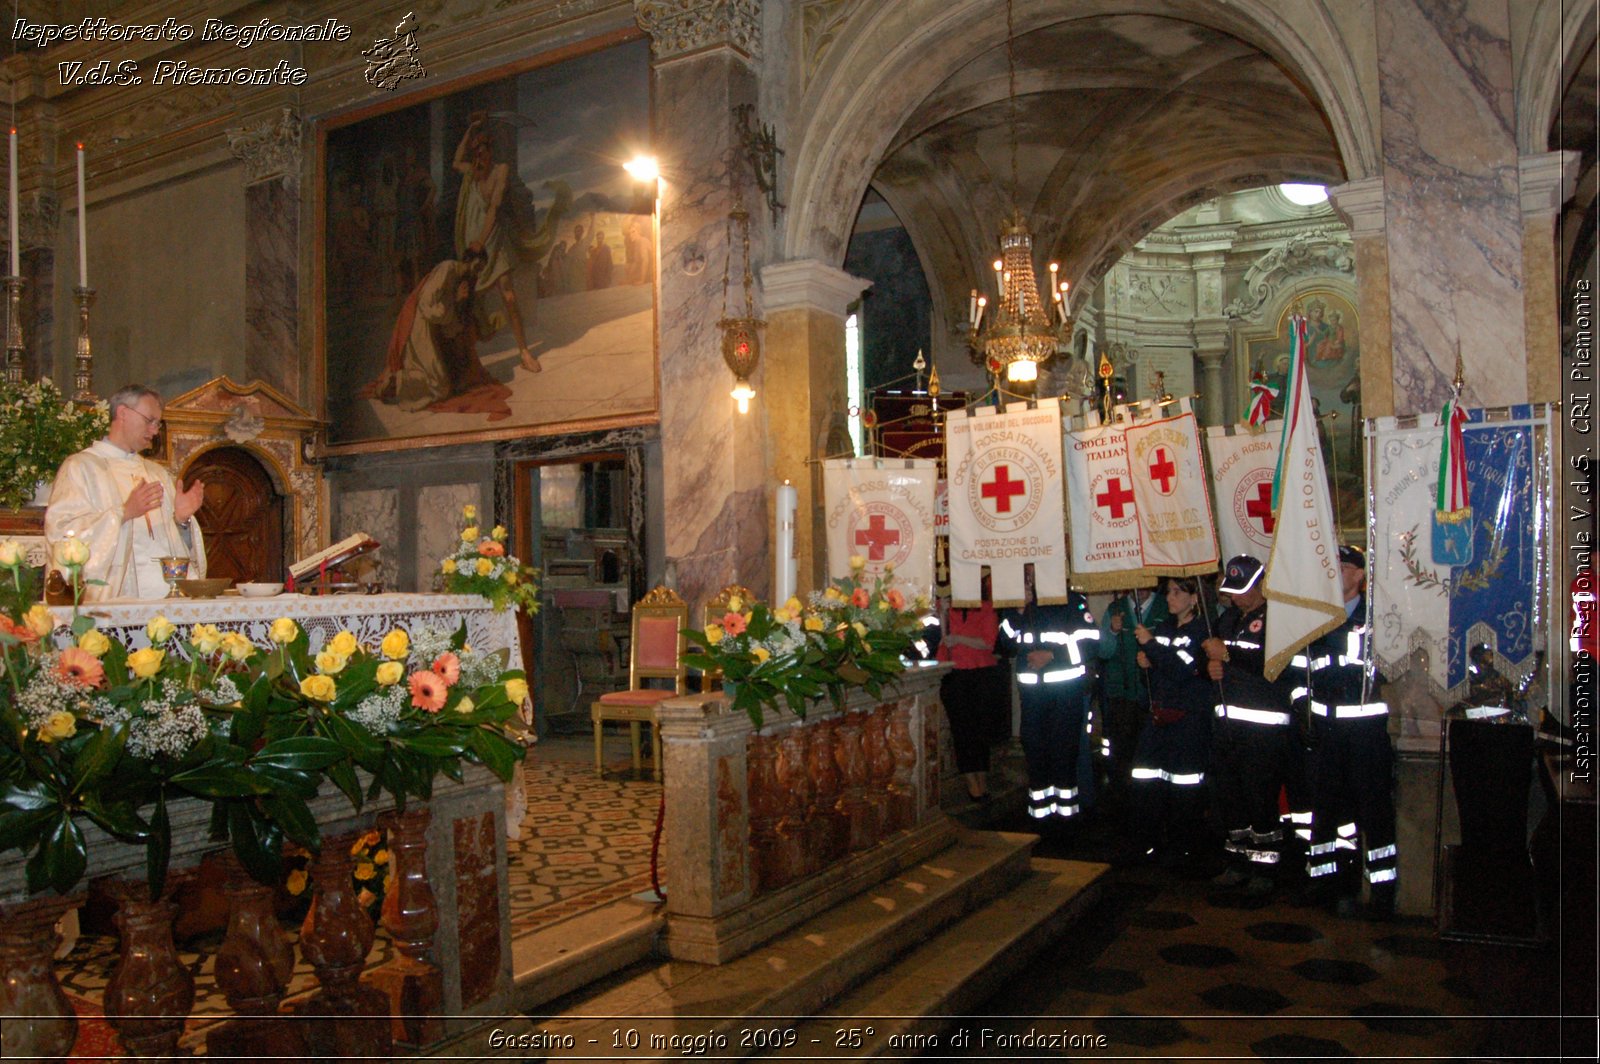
top-left (937, 578), bottom-right (1008, 802)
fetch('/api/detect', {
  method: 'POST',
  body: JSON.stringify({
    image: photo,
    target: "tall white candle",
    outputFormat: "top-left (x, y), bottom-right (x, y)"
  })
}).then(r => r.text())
top-left (76, 143), bottom-right (87, 287)
top-left (774, 482), bottom-right (798, 605)
top-left (8, 129), bottom-right (17, 277)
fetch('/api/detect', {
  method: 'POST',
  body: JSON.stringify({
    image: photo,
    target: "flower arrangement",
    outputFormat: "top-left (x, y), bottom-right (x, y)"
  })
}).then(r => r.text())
top-left (685, 557), bottom-right (929, 729)
top-left (0, 537), bottom-right (529, 897)
top-left (437, 504), bottom-right (540, 614)
top-left (285, 829), bottom-right (390, 918)
top-left (0, 378), bottom-right (109, 511)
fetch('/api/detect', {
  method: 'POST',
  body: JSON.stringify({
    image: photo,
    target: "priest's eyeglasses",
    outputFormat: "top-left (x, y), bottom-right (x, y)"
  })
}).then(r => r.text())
top-left (128, 408), bottom-right (164, 428)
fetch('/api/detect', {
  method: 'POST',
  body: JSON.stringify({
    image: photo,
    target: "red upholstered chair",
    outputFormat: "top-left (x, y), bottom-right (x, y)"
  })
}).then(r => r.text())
top-left (699, 584), bottom-right (754, 693)
top-left (590, 586), bottom-right (688, 779)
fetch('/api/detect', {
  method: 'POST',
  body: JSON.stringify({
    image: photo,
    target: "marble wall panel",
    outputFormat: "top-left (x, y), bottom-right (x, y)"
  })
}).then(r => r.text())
top-left (453, 811), bottom-right (501, 1008)
top-left (245, 180), bottom-right (298, 400)
top-left (416, 483), bottom-right (483, 591)
top-left (336, 488), bottom-right (400, 592)
top-left (1377, 0), bottom-right (1525, 414)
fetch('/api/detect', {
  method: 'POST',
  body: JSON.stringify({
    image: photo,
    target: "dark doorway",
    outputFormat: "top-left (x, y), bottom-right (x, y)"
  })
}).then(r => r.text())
top-left (184, 446), bottom-right (286, 584)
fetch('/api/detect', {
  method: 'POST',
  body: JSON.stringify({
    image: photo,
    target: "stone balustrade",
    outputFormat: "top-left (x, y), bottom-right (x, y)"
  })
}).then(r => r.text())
top-left (0, 764), bottom-right (512, 1060)
top-left (657, 664), bottom-right (954, 963)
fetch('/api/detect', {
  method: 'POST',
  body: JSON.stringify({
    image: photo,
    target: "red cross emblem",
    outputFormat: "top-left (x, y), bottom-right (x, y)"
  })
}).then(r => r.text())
top-left (981, 464), bottom-right (1027, 514)
top-left (1095, 477), bottom-right (1135, 519)
top-left (1245, 481), bottom-right (1276, 534)
top-left (853, 513), bottom-right (902, 560)
top-left (1148, 447), bottom-right (1178, 495)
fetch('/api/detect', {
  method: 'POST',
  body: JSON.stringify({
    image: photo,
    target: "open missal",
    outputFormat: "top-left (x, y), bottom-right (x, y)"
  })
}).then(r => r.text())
top-left (289, 533), bottom-right (380, 581)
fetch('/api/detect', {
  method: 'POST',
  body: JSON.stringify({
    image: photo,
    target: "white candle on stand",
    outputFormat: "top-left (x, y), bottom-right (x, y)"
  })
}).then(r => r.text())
top-left (774, 481), bottom-right (798, 605)
top-left (8, 129), bottom-right (18, 277)
top-left (76, 143), bottom-right (87, 287)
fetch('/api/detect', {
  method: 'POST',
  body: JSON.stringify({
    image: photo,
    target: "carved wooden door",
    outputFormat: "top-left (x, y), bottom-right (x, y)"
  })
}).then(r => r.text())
top-left (184, 446), bottom-right (284, 584)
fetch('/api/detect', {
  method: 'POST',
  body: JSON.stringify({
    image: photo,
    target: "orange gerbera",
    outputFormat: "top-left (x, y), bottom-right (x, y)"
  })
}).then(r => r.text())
top-left (0, 614), bottom-right (39, 645)
top-left (477, 540), bottom-right (505, 557)
top-left (408, 670), bottom-right (447, 712)
top-left (851, 587), bottom-right (870, 608)
top-left (886, 588), bottom-right (906, 610)
top-left (431, 652), bottom-right (461, 686)
top-left (55, 647), bottom-right (106, 689)
top-left (722, 611), bottom-right (748, 636)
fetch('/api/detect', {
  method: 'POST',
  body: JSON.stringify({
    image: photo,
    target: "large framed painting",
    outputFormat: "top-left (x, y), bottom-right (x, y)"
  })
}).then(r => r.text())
top-left (1239, 286), bottom-right (1364, 537)
top-left (318, 32), bottom-right (656, 454)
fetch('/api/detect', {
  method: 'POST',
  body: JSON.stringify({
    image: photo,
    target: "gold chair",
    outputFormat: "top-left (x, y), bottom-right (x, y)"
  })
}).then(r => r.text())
top-left (591, 586), bottom-right (688, 779)
top-left (699, 584), bottom-right (754, 693)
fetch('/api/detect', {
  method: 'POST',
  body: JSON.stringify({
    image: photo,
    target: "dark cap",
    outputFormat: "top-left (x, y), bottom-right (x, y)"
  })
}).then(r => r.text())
top-left (1338, 544), bottom-right (1366, 570)
top-left (1218, 554), bottom-right (1264, 595)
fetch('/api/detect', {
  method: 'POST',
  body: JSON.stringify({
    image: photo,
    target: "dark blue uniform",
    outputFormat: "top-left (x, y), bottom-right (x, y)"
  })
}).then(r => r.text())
top-left (1130, 610), bottom-right (1212, 857)
top-left (1001, 595), bottom-right (1100, 822)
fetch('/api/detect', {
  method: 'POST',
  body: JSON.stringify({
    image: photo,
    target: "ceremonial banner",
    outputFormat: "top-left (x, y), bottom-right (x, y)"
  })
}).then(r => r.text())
top-left (1368, 405), bottom-right (1551, 704)
top-left (1063, 420), bottom-right (1151, 591)
top-left (822, 458), bottom-right (938, 601)
top-left (946, 398), bottom-right (1067, 606)
top-left (1205, 422), bottom-right (1282, 564)
top-left (1124, 405), bottom-right (1219, 575)
top-left (1262, 318), bottom-right (1345, 680)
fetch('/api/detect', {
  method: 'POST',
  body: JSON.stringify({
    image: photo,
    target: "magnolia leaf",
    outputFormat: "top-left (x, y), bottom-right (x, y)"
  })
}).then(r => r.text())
top-left (325, 760), bottom-right (363, 812)
top-left (261, 792), bottom-right (320, 851)
top-left (0, 779), bottom-right (57, 813)
top-left (146, 793), bottom-right (171, 898)
top-left (28, 811), bottom-right (88, 895)
top-left (467, 728), bottom-right (520, 781)
top-left (81, 794), bottom-right (147, 841)
top-left (227, 801), bottom-right (285, 885)
top-left (0, 805), bottom-right (58, 851)
top-left (251, 735), bottom-right (344, 772)
top-left (397, 731), bottom-right (468, 758)
top-left (71, 721), bottom-right (128, 795)
top-left (170, 759), bottom-right (269, 798)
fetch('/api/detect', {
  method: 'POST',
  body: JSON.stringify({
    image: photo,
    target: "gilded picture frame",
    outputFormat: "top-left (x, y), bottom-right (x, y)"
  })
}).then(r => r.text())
top-left (315, 32), bottom-right (657, 455)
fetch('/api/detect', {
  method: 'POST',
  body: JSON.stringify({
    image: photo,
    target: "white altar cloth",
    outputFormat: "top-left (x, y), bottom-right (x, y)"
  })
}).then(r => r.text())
top-left (47, 592), bottom-right (533, 836)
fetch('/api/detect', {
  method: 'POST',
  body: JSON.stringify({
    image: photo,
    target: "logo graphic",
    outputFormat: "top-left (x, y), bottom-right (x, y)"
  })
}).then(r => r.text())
top-left (1147, 446), bottom-right (1178, 496)
top-left (1232, 467), bottom-right (1276, 547)
top-left (364, 12), bottom-right (426, 91)
top-left (968, 450), bottom-right (1043, 533)
top-left (1091, 473), bottom-right (1137, 527)
top-left (847, 503), bottom-right (914, 571)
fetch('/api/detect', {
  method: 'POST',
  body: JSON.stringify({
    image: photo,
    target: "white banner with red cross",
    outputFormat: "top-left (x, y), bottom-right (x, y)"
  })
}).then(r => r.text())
top-left (1204, 422), bottom-right (1282, 565)
top-left (1063, 420), bottom-right (1154, 592)
top-left (1123, 405), bottom-right (1219, 576)
top-left (821, 458), bottom-right (939, 601)
top-left (945, 398), bottom-right (1068, 608)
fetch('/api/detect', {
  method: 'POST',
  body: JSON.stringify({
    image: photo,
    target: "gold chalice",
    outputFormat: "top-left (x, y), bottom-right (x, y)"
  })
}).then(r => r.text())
top-left (157, 556), bottom-right (190, 597)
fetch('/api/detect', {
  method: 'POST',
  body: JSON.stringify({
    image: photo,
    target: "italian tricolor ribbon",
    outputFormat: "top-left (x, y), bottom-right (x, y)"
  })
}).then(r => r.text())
top-left (1436, 390), bottom-right (1470, 518)
top-left (1246, 373), bottom-right (1278, 427)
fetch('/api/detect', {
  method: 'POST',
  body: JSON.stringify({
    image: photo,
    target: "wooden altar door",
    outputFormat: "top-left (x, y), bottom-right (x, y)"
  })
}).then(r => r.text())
top-left (185, 446), bottom-right (285, 583)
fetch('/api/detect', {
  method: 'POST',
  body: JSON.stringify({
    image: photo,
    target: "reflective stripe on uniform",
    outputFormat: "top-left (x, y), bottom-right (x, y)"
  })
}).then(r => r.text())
top-left (1309, 700), bottom-right (1389, 718)
top-left (1130, 767), bottom-right (1203, 785)
top-left (1307, 861), bottom-right (1338, 878)
top-left (1018, 665), bottom-right (1087, 684)
top-left (1367, 844), bottom-right (1396, 861)
top-left (1366, 867), bottom-right (1397, 883)
top-left (1217, 705), bottom-right (1292, 726)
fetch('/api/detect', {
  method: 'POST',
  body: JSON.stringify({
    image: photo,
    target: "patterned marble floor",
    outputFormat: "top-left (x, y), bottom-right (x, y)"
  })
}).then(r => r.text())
top-left (50, 735), bottom-right (659, 1057)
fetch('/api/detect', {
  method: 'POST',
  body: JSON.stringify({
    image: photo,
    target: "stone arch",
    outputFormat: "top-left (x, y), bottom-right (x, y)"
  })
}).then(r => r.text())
top-left (1515, 0), bottom-right (1597, 153)
top-left (784, 0), bottom-right (1379, 268)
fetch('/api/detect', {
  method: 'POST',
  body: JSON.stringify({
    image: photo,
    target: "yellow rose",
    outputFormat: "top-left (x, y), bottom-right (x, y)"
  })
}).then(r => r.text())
top-left (76, 628), bottom-right (111, 658)
top-left (23, 604), bottom-right (54, 640)
top-left (461, 525), bottom-right (479, 542)
top-left (784, 597), bottom-right (803, 614)
top-left (504, 570), bottom-right (517, 583)
top-left (373, 848), bottom-right (390, 865)
top-left (286, 869), bottom-right (308, 895)
top-left (504, 677), bottom-right (529, 705)
top-left (773, 608), bottom-right (792, 624)
top-left (269, 617), bottom-right (299, 644)
top-left (849, 554), bottom-right (867, 571)
top-left (491, 524), bottom-right (508, 541)
top-left (127, 647), bottom-right (165, 679)
top-left (39, 710), bottom-right (77, 742)
top-left (727, 594), bottom-right (743, 613)
top-left (462, 504), bottom-right (477, 521)
top-left (703, 623), bottom-right (723, 644)
top-left (852, 621), bottom-right (869, 638)
top-left (315, 649), bottom-right (349, 675)
top-left (824, 586), bottom-right (844, 602)
top-left (221, 632), bottom-right (254, 662)
top-left (454, 695), bottom-right (475, 714)
top-left (751, 646), bottom-right (771, 664)
top-left (53, 536), bottom-right (90, 567)
top-left (376, 660), bottom-right (404, 686)
top-left (475, 557), bottom-right (494, 576)
top-left (804, 616), bottom-right (824, 633)
top-left (354, 861), bottom-right (376, 881)
top-left (380, 629), bottom-right (410, 660)
top-left (190, 623), bottom-right (223, 654)
top-left (328, 630), bottom-right (360, 657)
top-left (441, 558), bottom-right (457, 574)
top-left (299, 674), bottom-right (337, 702)
top-left (0, 540), bottom-right (22, 567)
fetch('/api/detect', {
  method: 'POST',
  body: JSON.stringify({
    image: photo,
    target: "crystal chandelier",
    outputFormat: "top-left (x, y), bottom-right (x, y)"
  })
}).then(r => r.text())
top-left (965, 0), bottom-right (1071, 384)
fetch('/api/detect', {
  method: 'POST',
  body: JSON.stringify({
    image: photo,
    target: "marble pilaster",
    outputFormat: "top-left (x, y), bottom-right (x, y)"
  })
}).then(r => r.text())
top-left (651, 42), bottom-right (767, 609)
top-left (1329, 177), bottom-right (1394, 420)
top-left (1374, 0), bottom-right (1524, 414)
top-left (229, 109), bottom-right (302, 402)
top-left (1518, 151), bottom-right (1582, 404)
top-left (759, 259), bottom-right (871, 593)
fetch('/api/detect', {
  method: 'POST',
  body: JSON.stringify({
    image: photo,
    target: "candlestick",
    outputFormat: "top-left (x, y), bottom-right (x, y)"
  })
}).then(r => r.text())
top-left (774, 482), bottom-right (797, 605)
top-left (8, 129), bottom-right (18, 277)
top-left (73, 286), bottom-right (96, 401)
top-left (4, 275), bottom-right (23, 385)
top-left (76, 144), bottom-right (87, 288)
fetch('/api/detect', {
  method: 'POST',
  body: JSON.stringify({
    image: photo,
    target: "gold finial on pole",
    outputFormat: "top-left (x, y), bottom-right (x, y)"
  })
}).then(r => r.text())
top-left (1097, 349), bottom-right (1114, 423)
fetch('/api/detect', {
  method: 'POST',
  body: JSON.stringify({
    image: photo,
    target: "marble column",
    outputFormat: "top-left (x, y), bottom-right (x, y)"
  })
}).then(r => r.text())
top-left (1372, 0), bottom-right (1525, 414)
top-left (759, 259), bottom-right (871, 594)
top-left (1519, 151), bottom-right (1582, 404)
top-left (1195, 349), bottom-right (1227, 426)
top-left (227, 109), bottom-right (302, 401)
top-left (1328, 177), bottom-right (1394, 419)
top-left (639, 2), bottom-right (768, 610)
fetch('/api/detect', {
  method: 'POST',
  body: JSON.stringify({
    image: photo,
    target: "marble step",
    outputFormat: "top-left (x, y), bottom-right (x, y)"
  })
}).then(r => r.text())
top-left (518, 828), bottom-right (1042, 1056)
top-left (762, 856), bottom-right (1110, 1059)
top-left (511, 898), bottom-right (666, 1014)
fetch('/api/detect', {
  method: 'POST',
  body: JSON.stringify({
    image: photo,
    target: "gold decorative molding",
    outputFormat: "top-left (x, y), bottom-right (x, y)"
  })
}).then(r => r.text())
top-left (639, 585), bottom-right (687, 608)
top-left (226, 108), bottom-right (303, 190)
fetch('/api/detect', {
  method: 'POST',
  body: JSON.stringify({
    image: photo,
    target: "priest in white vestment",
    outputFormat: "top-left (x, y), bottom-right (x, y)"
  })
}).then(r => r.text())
top-left (44, 384), bottom-right (206, 601)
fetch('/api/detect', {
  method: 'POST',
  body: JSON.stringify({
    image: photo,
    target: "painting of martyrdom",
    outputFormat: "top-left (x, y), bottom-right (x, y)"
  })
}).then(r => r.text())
top-left (322, 36), bottom-right (656, 451)
top-left (1247, 289), bottom-right (1364, 535)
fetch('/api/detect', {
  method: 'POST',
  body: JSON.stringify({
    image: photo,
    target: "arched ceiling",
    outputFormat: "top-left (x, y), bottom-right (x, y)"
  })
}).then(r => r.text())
top-left (858, 12), bottom-right (1346, 324)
